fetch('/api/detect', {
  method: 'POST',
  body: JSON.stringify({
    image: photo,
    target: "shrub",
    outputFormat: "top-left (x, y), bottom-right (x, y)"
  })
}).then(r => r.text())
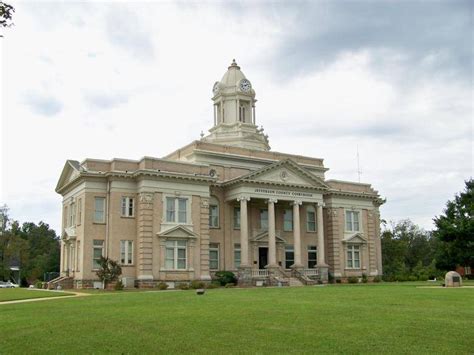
top-left (214, 271), bottom-right (237, 286)
top-left (407, 275), bottom-right (418, 281)
top-left (177, 283), bottom-right (189, 290)
top-left (157, 282), bottom-right (168, 290)
top-left (114, 280), bottom-right (124, 291)
top-left (348, 276), bottom-right (358, 284)
top-left (190, 280), bottom-right (205, 289)
top-left (362, 274), bottom-right (368, 283)
top-left (328, 273), bottom-right (335, 284)
top-left (373, 276), bottom-right (382, 283)
top-left (206, 282), bottom-right (219, 289)
top-left (336, 278), bottom-right (342, 284)
top-left (224, 283), bottom-right (235, 288)
top-left (34, 280), bottom-right (43, 289)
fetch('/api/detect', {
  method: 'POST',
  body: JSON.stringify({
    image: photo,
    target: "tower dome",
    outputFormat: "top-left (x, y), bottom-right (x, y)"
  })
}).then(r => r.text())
top-left (203, 59), bottom-right (270, 151)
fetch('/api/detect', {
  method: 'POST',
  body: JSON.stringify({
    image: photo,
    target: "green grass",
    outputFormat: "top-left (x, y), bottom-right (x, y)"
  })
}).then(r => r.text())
top-left (1, 284), bottom-right (473, 354)
top-left (0, 288), bottom-right (74, 302)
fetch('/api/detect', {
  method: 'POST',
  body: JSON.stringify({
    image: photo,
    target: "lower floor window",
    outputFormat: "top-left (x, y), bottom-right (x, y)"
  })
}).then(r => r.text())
top-left (92, 240), bottom-right (104, 270)
top-left (234, 244), bottom-right (241, 269)
top-left (209, 243), bottom-right (219, 270)
top-left (285, 245), bottom-right (294, 269)
top-left (347, 245), bottom-right (360, 269)
top-left (120, 240), bottom-right (134, 265)
top-left (165, 240), bottom-right (187, 270)
top-left (308, 245), bottom-right (317, 268)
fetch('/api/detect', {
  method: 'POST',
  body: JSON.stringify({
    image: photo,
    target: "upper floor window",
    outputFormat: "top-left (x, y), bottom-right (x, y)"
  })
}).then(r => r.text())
top-left (209, 243), bottom-right (219, 270)
top-left (69, 203), bottom-right (76, 227)
top-left (92, 239), bottom-right (104, 270)
top-left (346, 245), bottom-right (360, 269)
top-left (165, 240), bottom-right (187, 270)
top-left (209, 197), bottom-right (219, 228)
top-left (308, 245), bottom-right (317, 268)
top-left (166, 197), bottom-right (187, 224)
top-left (306, 206), bottom-right (316, 232)
top-left (239, 106), bottom-right (245, 122)
top-left (233, 207), bottom-right (241, 229)
top-left (94, 197), bottom-right (106, 223)
top-left (345, 211), bottom-right (360, 232)
top-left (260, 209), bottom-right (268, 230)
top-left (283, 209), bottom-right (293, 232)
top-left (77, 198), bottom-right (82, 225)
top-left (121, 197), bottom-right (134, 217)
top-left (120, 240), bottom-right (133, 265)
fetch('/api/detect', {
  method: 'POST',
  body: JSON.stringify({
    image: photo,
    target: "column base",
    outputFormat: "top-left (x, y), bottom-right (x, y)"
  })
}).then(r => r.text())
top-left (291, 264), bottom-right (304, 271)
top-left (238, 265), bottom-right (253, 286)
top-left (317, 265), bottom-right (329, 283)
top-left (200, 274), bottom-right (212, 281)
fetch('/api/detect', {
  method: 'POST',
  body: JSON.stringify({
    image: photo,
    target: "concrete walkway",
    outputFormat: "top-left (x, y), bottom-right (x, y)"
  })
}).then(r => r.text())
top-left (0, 290), bottom-right (91, 305)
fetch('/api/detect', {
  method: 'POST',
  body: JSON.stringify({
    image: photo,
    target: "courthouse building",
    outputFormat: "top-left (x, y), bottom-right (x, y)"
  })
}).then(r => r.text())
top-left (55, 60), bottom-right (384, 288)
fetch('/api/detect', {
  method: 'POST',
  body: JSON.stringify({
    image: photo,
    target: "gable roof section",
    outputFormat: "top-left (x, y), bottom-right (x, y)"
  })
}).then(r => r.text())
top-left (221, 158), bottom-right (330, 190)
top-left (55, 160), bottom-right (82, 193)
top-left (157, 225), bottom-right (198, 239)
top-left (252, 230), bottom-right (287, 243)
top-left (342, 233), bottom-right (368, 244)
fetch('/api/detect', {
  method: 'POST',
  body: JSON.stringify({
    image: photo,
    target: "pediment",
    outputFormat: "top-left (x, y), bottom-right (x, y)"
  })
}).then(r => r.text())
top-left (62, 227), bottom-right (77, 240)
top-left (343, 233), bottom-right (367, 244)
top-left (157, 225), bottom-right (198, 239)
top-left (224, 159), bottom-right (329, 190)
top-left (56, 160), bottom-right (81, 193)
top-left (252, 230), bottom-right (287, 243)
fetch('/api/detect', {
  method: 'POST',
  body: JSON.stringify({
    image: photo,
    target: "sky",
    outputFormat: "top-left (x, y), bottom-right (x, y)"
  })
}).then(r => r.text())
top-left (1, 0), bottom-right (472, 234)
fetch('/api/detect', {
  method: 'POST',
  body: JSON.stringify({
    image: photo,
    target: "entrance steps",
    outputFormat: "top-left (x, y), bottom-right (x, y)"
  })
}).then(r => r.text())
top-left (289, 277), bottom-right (304, 287)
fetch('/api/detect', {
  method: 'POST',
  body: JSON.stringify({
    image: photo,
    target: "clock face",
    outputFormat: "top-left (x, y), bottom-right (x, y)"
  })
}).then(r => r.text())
top-left (239, 79), bottom-right (251, 92)
top-left (212, 82), bottom-right (220, 95)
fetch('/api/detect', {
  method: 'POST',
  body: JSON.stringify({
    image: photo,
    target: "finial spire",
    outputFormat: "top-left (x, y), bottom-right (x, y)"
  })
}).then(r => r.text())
top-left (228, 59), bottom-right (240, 69)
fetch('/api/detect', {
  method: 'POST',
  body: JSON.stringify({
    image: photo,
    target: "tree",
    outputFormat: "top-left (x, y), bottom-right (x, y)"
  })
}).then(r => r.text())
top-left (95, 256), bottom-right (122, 288)
top-left (433, 179), bottom-right (474, 270)
top-left (0, 1), bottom-right (14, 37)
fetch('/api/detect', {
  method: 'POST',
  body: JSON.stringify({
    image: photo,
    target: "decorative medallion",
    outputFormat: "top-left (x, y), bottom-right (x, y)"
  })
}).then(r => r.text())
top-left (280, 170), bottom-right (288, 181)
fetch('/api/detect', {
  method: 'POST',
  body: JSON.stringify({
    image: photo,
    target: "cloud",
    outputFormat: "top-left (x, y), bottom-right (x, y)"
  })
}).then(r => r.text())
top-left (23, 93), bottom-right (63, 116)
top-left (84, 92), bottom-right (129, 110)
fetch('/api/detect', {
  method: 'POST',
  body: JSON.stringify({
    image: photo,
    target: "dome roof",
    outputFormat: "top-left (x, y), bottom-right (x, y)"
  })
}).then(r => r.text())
top-left (219, 59), bottom-right (247, 87)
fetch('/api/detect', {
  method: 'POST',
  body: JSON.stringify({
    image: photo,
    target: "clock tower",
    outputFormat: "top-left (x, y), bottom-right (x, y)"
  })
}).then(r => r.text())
top-left (202, 59), bottom-right (270, 151)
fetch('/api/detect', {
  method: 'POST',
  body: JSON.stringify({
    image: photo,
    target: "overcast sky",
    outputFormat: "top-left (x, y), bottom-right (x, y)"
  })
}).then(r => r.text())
top-left (1, 0), bottom-right (472, 234)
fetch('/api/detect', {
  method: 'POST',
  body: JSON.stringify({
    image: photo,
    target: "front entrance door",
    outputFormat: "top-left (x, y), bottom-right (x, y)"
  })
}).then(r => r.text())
top-left (259, 247), bottom-right (268, 269)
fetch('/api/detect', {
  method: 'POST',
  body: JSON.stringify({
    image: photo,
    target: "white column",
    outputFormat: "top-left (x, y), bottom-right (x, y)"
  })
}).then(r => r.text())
top-left (213, 105), bottom-right (217, 126)
top-left (292, 201), bottom-right (303, 268)
top-left (317, 202), bottom-right (327, 266)
top-left (268, 198), bottom-right (278, 267)
top-left (252, 105), bottom-right (256, 124)
top-left (238, 196), bottom-right (250, 267)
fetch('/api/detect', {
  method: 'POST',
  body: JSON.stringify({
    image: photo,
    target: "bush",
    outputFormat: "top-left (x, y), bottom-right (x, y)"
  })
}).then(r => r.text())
top-left (214, 271), bottom-right (237, 286)
top-left (177, 283), bottom-right (189, 290)
top-left (335, 278), bottom-right (342, 284)
top-left (407, 275), bottom-right (418, 281)
top-left (347, 276), bottom-right (358, 284)
top-left (373, 276), bottom-right (382, 283)
top-left (224, 283), bottom-right (235, 288)
top-left (362, 274), bottom-right (368, 283)
top-left (34, 280), bottom-right (43, 289)
top-left (157, 282), bottom-right (168, 290)
top-left (206, 282), bottom-right (220, 289)
top-left (328, 273), bottom-right (335, 284)
top-left (190, 280), bottom-right (205, 289)
top-left (114, 280), bottom-right (124, 291)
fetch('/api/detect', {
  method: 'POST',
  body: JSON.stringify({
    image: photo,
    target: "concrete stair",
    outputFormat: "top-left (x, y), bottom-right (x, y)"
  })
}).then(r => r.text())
top-left (289, 277), bottom-right (304, 287)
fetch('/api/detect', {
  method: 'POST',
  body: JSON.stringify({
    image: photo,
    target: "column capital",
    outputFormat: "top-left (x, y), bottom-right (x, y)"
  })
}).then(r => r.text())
top-left (237, 196), bottom-right (251, 202)
top-left (292, 200), bottom-right (303, 206)
top-left (317, 202), bottom-right (326, 207)
top-left (267, 198), bottom-right (278, 204)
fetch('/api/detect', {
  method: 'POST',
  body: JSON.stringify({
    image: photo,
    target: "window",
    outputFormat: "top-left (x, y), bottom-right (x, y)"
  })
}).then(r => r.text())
top-left (307, 206), bottom-right (316, 232)
top-left (69, 203), bottom-right (75, 227)
top-left (94, 197), bottom-right (106, 223)
top-left (209, 197), bottom-right (219, 228)
top-left (234, 243), bottom-right (241, 269)
top-left (121, 197), bottom-right (134, 217)
top-left (120, 240), bottom-right (133, 265)
top-left (166, 197), bottom-right (187, 223)
top-left (209, 243), bottom-right (219, 270)
top-left (239, 106), bottom-right (245, 122)
top-left (92, 240), bottom-right (104, 269)
top-left (260, 209), bottom-right (268, 230)
top-left (283, 209), bottom-right (293, 232)
top-left (165, 240), bottom-right (187, 270)
top-left (233, 207), bottom-right (241, 229)
top-left (308, 245), bottom-right (317, 268)
top-left (77, 198), bottom-right (82, 225)
top-left (346, 210), bottom-right (360, 232)
top-left (64, 206), bottom-right (68, 228)
top-left (347, 245), bottom-right (360, 269)
top-left (76, 241), bottom-right (80, 271)
top-left (285, 245), bottom-right (294, 269)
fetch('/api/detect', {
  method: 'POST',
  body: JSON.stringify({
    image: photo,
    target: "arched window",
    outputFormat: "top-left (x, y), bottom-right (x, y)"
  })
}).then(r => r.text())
top-left (209, 196), bottom-right (219, 228)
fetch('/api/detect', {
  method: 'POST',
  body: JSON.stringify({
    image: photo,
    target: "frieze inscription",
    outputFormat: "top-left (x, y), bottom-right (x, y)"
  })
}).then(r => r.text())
top-left (254, 188), bottom-right (313, 198)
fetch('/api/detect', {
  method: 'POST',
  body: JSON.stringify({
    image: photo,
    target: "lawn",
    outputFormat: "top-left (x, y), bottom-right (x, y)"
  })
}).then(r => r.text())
top-left (0, 288), bottom-right (74, 302)
top-left (1, 284), bottom-right (473, 354)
